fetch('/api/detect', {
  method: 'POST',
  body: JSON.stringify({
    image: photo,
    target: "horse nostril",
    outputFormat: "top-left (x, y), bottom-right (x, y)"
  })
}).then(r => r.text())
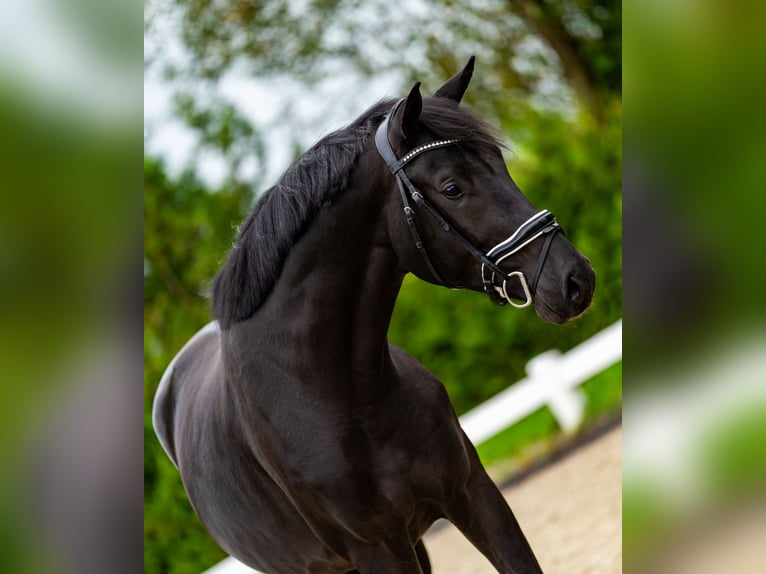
top-left (567, 274), bottom-right (582, 302)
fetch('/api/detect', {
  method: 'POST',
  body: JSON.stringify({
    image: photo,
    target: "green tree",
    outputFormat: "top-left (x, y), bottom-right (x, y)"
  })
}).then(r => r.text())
top-left (146, 0), bottom-right (621, 176)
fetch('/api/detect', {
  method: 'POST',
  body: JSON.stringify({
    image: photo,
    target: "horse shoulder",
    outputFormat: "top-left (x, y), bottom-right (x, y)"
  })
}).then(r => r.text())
top-left (388, 342), bottom-right (453, 409)
top-left (152, 321), bottom-right (221, 468)
top-left (387, 342), bottom-right (470, 453)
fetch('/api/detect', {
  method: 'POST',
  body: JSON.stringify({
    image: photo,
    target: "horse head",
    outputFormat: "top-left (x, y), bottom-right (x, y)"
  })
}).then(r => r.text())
top-left (378, 57), bottom-right (595, 324)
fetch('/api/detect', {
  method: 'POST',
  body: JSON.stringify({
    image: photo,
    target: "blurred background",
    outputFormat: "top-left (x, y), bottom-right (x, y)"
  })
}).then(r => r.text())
top-left (622, 1), bottom-right (766, 572)
top-left (144, 1), bottom-right (621, 572)
top-left (0, 1), bottom-right (142, 573)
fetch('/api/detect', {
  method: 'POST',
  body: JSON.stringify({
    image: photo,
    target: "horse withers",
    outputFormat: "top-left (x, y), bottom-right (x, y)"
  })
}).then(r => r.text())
top-left (153, 57), bottom-right (595, 574)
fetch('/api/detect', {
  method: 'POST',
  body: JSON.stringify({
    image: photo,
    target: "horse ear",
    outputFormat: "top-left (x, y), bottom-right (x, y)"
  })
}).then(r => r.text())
top-left (391, 82), bottom-right (422, 147)
top-left (434, 56), bottom-right (475, 103)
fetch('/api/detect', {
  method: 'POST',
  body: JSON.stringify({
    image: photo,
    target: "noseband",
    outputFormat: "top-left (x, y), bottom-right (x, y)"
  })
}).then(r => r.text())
top-left (374, 100), bottom-right (562, 307)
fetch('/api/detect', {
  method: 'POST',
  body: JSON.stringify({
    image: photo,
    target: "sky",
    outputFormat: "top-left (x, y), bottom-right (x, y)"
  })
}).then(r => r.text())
top-left (144, 64), bottom-right (405, 189)
top-left (143, 2), bottom-right (408, 189)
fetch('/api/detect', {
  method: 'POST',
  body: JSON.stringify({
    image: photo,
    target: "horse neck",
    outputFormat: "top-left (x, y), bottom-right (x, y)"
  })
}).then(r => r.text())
top-left (227, 150), bottom-right (405, 399)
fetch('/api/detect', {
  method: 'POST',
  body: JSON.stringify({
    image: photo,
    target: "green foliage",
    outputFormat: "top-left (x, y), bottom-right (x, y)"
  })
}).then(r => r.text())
top-left (511, 101), bottom-right (623, 324)
top-left (622, 479), bottom-right (672, 569)
top-left (476, 408), bottom-right (559, 469)
top-left (149, 0), bottom-right (620, 109)
top-left (172, 95), bottom-right (267, 186)
top-left (147, 0), bottom-right (621, 178)
top-left (582, 361), bottom-right (622, 420)
top-left (696, 401), bottom-right (766, 500)
top-left (507, 0), bottom-right (621, 104)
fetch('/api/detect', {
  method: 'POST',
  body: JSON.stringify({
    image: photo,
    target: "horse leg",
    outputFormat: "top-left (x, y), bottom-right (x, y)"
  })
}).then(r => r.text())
top-left (414, 539), bottom-right (431, 574)
top-left (447, 446), bottom-right (543, 574)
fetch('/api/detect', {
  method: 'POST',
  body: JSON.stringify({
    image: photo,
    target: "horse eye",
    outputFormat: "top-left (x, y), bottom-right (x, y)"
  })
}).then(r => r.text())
top-left (442, 184), bottom-right (463, 199)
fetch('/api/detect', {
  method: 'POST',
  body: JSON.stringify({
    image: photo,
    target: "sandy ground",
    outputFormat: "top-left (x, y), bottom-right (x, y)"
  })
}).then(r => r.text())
top-left (423, 425), bottom-right (622, 574)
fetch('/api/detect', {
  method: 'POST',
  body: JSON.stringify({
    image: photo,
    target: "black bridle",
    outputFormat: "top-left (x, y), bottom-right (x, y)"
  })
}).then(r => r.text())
top-left (374, 100), bottom-right (562, 307)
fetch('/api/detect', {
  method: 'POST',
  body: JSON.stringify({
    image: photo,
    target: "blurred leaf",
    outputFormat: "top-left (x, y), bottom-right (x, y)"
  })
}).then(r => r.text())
top-left (697, 402), bottom-right (766, 501)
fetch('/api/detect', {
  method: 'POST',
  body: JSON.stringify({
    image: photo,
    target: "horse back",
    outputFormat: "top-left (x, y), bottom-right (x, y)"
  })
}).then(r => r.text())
top-left (152, 321), bottom-right (221, 467)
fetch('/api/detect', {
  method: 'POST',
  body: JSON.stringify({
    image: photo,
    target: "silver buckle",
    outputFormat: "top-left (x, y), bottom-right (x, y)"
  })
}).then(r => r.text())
top-left (496, 271), bottom-right (532, 308)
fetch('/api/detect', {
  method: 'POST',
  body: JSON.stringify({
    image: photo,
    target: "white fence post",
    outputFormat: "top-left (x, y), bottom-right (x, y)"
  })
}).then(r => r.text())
top-left (525, 349), bottom-right (586, 433)
top-left (459, 320), bottom-right (622, 444)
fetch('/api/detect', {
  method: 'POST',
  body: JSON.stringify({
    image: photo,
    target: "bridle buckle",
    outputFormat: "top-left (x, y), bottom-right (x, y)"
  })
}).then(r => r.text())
top-left (497, 271), bottom-right (533, 308)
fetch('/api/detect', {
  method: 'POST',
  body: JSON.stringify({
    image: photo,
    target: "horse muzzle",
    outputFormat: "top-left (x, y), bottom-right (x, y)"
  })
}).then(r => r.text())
top-left (481, 210), bottom-right (562, 308)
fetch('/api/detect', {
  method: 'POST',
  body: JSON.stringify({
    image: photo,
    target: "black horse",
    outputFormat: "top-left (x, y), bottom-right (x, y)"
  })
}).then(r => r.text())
top-left (153, 58), bottom-right (595, 574)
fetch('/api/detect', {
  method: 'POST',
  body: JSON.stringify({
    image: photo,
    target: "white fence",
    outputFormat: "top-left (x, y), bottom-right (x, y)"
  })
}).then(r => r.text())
top-left (203, 320), bottom-right (623, 574)
top-left (460, 319), bottom-right (622, 442)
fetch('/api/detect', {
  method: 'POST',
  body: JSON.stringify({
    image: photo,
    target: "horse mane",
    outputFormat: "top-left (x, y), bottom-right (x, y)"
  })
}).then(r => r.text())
top-left (212, 96), bottom-right (503, 329)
